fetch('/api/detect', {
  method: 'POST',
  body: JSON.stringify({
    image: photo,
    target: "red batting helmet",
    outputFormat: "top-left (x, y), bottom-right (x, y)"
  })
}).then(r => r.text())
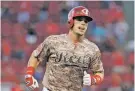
top-left (68, 6), bottom-right (93, 28)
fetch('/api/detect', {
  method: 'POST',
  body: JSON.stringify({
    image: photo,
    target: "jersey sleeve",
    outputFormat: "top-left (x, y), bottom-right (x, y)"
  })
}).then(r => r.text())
top-left (89, 45), bottom-right (104, 74)
top-left (33, 36), bottom-right (52, 63)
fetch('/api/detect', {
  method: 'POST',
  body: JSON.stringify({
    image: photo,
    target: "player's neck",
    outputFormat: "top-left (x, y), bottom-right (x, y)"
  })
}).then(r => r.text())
top-left (68, 31), bottom-right (84, 44)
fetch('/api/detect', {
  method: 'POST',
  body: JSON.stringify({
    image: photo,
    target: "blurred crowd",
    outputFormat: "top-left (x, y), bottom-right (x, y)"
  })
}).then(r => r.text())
top-left (1, 1), bottom-right (134, 91)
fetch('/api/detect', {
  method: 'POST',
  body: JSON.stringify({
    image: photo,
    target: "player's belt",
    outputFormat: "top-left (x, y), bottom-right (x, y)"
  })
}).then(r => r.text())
top-left (43, 87), bottom-right (51, 91)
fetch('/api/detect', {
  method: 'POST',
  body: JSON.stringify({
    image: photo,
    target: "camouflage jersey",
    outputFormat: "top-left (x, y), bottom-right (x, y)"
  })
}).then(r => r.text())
top-left (34, 34), bottom-right (104, 91)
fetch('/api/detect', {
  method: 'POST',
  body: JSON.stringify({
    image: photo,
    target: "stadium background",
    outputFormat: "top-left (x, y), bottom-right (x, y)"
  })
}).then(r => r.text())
top-left (1, 1), bottom-right (134, 91)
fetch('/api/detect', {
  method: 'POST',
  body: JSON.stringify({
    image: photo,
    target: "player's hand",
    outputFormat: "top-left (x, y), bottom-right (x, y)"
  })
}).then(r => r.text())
top-left (83, 71), bottom-right (91, 86)
top-left (25, 74), bottom-right (39, 90)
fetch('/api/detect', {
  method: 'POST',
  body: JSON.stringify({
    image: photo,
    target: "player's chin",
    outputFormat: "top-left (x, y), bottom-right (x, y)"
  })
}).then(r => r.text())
top-left (77, 33), bottom-right (85, 36)
top-left (77, 31), bottom-right (85, 36)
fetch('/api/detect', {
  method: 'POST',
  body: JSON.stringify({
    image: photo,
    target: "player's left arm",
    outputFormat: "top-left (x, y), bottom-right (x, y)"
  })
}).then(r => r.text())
top-left (83, 48), bottom-right (104, 86)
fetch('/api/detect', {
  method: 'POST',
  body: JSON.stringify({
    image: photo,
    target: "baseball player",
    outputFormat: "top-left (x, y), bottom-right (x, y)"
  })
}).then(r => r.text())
top-left (25, 6), bottom-right (104, 91)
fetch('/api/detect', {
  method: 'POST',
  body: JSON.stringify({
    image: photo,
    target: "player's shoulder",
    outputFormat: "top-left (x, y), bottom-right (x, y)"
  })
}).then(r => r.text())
top-left (45, 34), bottom-right (66, 42)
top-left (83, 38), bottom-right (100, 51)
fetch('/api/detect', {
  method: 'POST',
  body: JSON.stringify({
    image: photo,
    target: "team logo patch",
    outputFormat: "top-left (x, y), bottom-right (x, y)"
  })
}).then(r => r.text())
top-left (81, 9), bottom-right (89, 15)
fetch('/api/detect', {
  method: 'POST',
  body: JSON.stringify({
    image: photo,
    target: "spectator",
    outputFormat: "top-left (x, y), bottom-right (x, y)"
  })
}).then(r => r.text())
top-left (17, 11), bottom-right (30, 23)
top-left (26, 28), bottom-right (37, 44)
top-left (111, 49), bottom-right (129, 74)
top-left (114, 18), bottom-right (129, 45)
top-left (2, 37), bottom-right (12, 61)
top-left (107, 72), bottom-right (122, 91)
top-left (38, 7), bottom-right (48, 22)
top-left (17, 1), bottom-right (33, 23)
top-left (45, 19), bottom-right (60, 35)
top-left (92, 22), bottom-right (107, 43)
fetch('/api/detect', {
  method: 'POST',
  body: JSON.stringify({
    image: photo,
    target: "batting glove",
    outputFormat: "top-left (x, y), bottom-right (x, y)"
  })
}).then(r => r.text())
top-left (25, 67), bottom-right (39, 90)
top-left (83, 71), bottom-right (91, 86)
top-left (83, 71), bottom-right (102, 86)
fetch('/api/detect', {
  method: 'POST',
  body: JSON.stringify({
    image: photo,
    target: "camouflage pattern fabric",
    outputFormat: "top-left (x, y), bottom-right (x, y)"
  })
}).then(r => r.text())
top-left (34, 34), bottom-right (104, 91)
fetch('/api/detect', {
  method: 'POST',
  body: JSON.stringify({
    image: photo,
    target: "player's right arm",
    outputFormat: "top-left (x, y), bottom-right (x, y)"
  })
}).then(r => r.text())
top-left (25, 52), bottom-right (40, 90)
top-left (27, 51), bottom-right (40, 70)
top-left (25, 36), bottom-right (53, 90)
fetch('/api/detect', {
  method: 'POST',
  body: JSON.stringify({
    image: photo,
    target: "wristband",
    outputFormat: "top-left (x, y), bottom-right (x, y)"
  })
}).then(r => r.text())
top-left (91, 75), bottom-right (102, 85)
top-left (26, 66), bottom-right (35, 76)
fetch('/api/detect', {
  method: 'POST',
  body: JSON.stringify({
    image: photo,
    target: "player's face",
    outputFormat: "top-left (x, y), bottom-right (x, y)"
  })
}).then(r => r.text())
top-left (72, 16), bottom-right (88, 36)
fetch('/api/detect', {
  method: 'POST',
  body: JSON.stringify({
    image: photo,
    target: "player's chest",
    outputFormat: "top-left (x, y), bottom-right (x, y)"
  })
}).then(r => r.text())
top-left (49, 41), bottom-right (93, 67)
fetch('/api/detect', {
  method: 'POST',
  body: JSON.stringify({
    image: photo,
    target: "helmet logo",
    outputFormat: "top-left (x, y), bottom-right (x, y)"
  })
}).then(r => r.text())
top-left (82, 9), bottom-right (89, 15)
